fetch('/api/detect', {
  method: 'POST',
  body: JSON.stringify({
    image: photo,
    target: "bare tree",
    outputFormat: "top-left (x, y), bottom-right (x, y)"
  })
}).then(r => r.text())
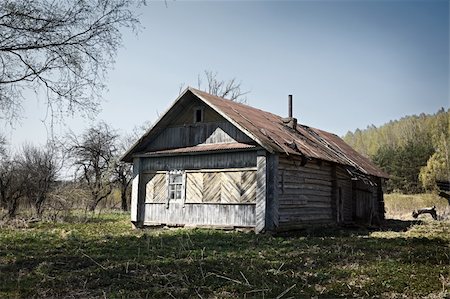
top-left (0, 0), bottom-right (142, 121)
top-left (0, 134), bottom-right (6, 158)
top-left (112, 159), bottom-right (131, 211)
top-left (196, 70), bottom-right (249, 103)
top-left (0, 157), bottom-right (23, 219)
top-left (112, 134), bottom-right (135, 211)
top-left (68, 122), bottom-right (118, 211)
top-left (16, 144), bottom-right (59, 217)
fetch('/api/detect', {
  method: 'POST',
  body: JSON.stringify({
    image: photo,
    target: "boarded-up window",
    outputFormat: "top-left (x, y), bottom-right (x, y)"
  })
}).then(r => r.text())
top-left (185, 170), bottom-right (256, 204)
top-left (143, 172), bottom-right (168, 203)
top-left (221, 171), bottom-right (241, 203)
top-left (240, 171), bottom-right (257, 203)
top-left (202, 172), bottom-right (222, 203)
top-left (186, 172), bottom-right (203, 203)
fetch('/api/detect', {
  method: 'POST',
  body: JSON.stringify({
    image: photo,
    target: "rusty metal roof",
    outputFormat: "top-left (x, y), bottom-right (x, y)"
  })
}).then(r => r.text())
top-left (190, 88), bottom-right (388, 178)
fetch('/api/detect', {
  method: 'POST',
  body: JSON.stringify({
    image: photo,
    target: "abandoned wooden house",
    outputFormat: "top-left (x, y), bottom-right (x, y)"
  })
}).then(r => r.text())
top-left (121, 87), bottom-right (389, 232)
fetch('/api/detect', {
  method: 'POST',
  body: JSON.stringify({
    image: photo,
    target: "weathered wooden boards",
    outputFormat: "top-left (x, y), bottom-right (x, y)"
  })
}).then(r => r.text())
top-left (148, 121), bottom-right (252, 151)
top-left (277, 156), bottom-right (334, 229)
top-left (276, 155), bottom-right (383, 229)
top-left (142, 169), bottom-right (256, 204)
top-left (136, 151), bottom-right (259, 229)
top-left (144, 203), bottom-right (256, 227)
top-left (255, 152), bottom-right (267, 233)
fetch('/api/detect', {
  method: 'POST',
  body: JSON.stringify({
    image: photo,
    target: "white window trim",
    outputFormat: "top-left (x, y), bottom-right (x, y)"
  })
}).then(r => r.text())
top-left (166, 170), bottom-right (185, 208)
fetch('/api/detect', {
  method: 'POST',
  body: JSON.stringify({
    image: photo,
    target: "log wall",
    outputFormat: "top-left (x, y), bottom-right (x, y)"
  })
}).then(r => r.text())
top-left (353, 178), bottom-right (383, 223)
top-left (336, 167), bottom-right (354, 223)
top-left (277, 156), bottom-right (334, 230)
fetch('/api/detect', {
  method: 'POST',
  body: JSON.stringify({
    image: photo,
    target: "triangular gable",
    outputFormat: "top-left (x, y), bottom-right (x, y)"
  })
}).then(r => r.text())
top-left (120, 87), bottom-right (265, 162)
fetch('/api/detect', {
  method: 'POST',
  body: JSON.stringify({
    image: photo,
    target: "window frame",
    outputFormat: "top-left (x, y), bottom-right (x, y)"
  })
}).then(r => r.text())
top-left (167, 170), bottom-right (185, 205)
top-left (193, 106), bottom-right (204, 123)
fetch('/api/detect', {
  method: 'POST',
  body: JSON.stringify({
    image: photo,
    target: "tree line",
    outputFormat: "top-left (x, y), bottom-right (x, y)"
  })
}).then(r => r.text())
top-left (343, 108), bottom-right (449, 193)
top-left (0, 70), bottom-right (247, 220)
top-left (0, 1), bottom-right (253, 220)
top-left (0, 123), bottom-right (133, 219)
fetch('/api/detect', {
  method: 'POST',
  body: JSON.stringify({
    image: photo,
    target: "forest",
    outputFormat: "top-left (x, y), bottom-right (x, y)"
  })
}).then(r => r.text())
top-left (343, 108), bottom-right (449, 194)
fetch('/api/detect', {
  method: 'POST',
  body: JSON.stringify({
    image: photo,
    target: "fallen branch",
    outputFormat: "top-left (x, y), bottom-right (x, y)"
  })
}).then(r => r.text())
top-left (412, 206), bottom-right (437, 220)
top-left (209, 272), bottom-right (250, 286)
top-left (240, 271), bottom-right (250, 286)
top-left (276, 283), bottom-right (296, 299)
top-left (80, 251), bottom-right (107, 270)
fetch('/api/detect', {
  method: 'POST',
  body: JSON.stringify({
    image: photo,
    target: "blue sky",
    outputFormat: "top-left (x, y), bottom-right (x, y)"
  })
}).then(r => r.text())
top-left (3, 0), bottom-right (449, 149)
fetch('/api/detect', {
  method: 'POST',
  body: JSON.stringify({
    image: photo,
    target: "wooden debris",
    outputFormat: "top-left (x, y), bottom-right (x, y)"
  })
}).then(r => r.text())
top-left (412, 206), bottom-right (437, 220)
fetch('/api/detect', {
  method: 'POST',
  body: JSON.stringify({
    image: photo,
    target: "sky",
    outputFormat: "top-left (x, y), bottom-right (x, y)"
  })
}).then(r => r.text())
top-left (2, 0), bottom-right (449, 150)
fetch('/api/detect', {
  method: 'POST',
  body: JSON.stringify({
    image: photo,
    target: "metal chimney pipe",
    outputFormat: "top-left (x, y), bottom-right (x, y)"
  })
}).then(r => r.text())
top-left (288, 94), bottom-right (293, 118)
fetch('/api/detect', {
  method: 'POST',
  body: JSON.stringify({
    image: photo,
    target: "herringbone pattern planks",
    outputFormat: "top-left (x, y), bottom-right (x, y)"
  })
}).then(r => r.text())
top-left (144, 173), bottom-right (167, 203)
top-left (221, 172), bottom-right (241, 203)
top-left (241, 171), bottom-right (257, 203)
top-left (148, 170), bottom-right (257, 204)
top-left (203, 172), bottom-right (221, 203)
top-left (153, 174), bottom-right (167, 203)
top-left (186, 172), bottom-right (203, 203)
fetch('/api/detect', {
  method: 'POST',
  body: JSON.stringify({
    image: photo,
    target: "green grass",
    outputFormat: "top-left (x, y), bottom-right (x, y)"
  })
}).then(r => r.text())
top-left (1, 212), bottom-right (449, 298)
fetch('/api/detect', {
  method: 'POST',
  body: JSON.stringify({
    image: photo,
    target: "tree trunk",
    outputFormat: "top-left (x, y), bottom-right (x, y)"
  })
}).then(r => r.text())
top-left (7, 199), bottom-right (18, 219)
top-left (121, 188), bottom-right (128, 211)
top-left (89, 201), bottom-right (98, 212)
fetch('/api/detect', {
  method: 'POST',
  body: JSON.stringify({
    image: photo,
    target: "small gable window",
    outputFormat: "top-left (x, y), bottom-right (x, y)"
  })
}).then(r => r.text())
top-left (194, 107), bottom-right (204, 123)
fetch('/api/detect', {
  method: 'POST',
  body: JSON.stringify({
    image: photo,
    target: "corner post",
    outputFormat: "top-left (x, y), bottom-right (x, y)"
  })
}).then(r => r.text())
top-left (131, 157), bottom-right (144, 228)
top-left (256, 150), bottom-right (267, 233)
top-left (265, 153), bottom-right (279, 231)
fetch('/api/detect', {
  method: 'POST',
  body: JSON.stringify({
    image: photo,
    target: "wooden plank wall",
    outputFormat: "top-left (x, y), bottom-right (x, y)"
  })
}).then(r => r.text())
top-left (353, 177), bottom-right (384, 223)
top-left (144, 203), bottom-right (256, 227)
top-left (141, 151), bottom-right (257, 172)
top-left (354, 180), bottom-right (376, 221)
top-left (140, 151), bottom-right (258, 229)
top-left (336, 167), bottom-right (354, 223)
top-left (147, 121), bottom-right (253, 151)
top-left (277, 156), bottom-right (334, 230)
top-left (169, 95), bottom-right (223, 126)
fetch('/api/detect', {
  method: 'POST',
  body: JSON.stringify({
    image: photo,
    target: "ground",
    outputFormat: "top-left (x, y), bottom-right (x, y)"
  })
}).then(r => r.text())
top-left (0, 194), bottom-right (449, 298)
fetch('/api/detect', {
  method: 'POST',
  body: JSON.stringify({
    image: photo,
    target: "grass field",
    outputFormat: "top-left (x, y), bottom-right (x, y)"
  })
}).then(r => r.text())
top-left (385, 193), bottom-right (450, 220)
top-left (1, 194), bottom-right (449, 298)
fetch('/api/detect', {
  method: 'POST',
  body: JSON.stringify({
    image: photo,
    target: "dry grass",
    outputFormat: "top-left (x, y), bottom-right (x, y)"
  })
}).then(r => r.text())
top-left (1, 211), bottom-right (449, 298)
top-left (385, 193), bottom-right (450, 220)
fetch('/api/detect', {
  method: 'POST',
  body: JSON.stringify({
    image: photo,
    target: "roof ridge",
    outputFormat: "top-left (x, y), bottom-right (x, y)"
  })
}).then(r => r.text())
top-left (189, 87), bottom-right (311, 128)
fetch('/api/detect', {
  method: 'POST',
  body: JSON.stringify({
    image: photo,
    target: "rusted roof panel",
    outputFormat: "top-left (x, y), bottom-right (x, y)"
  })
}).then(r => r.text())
top-left (191, 88), bottom-right (388, 178)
